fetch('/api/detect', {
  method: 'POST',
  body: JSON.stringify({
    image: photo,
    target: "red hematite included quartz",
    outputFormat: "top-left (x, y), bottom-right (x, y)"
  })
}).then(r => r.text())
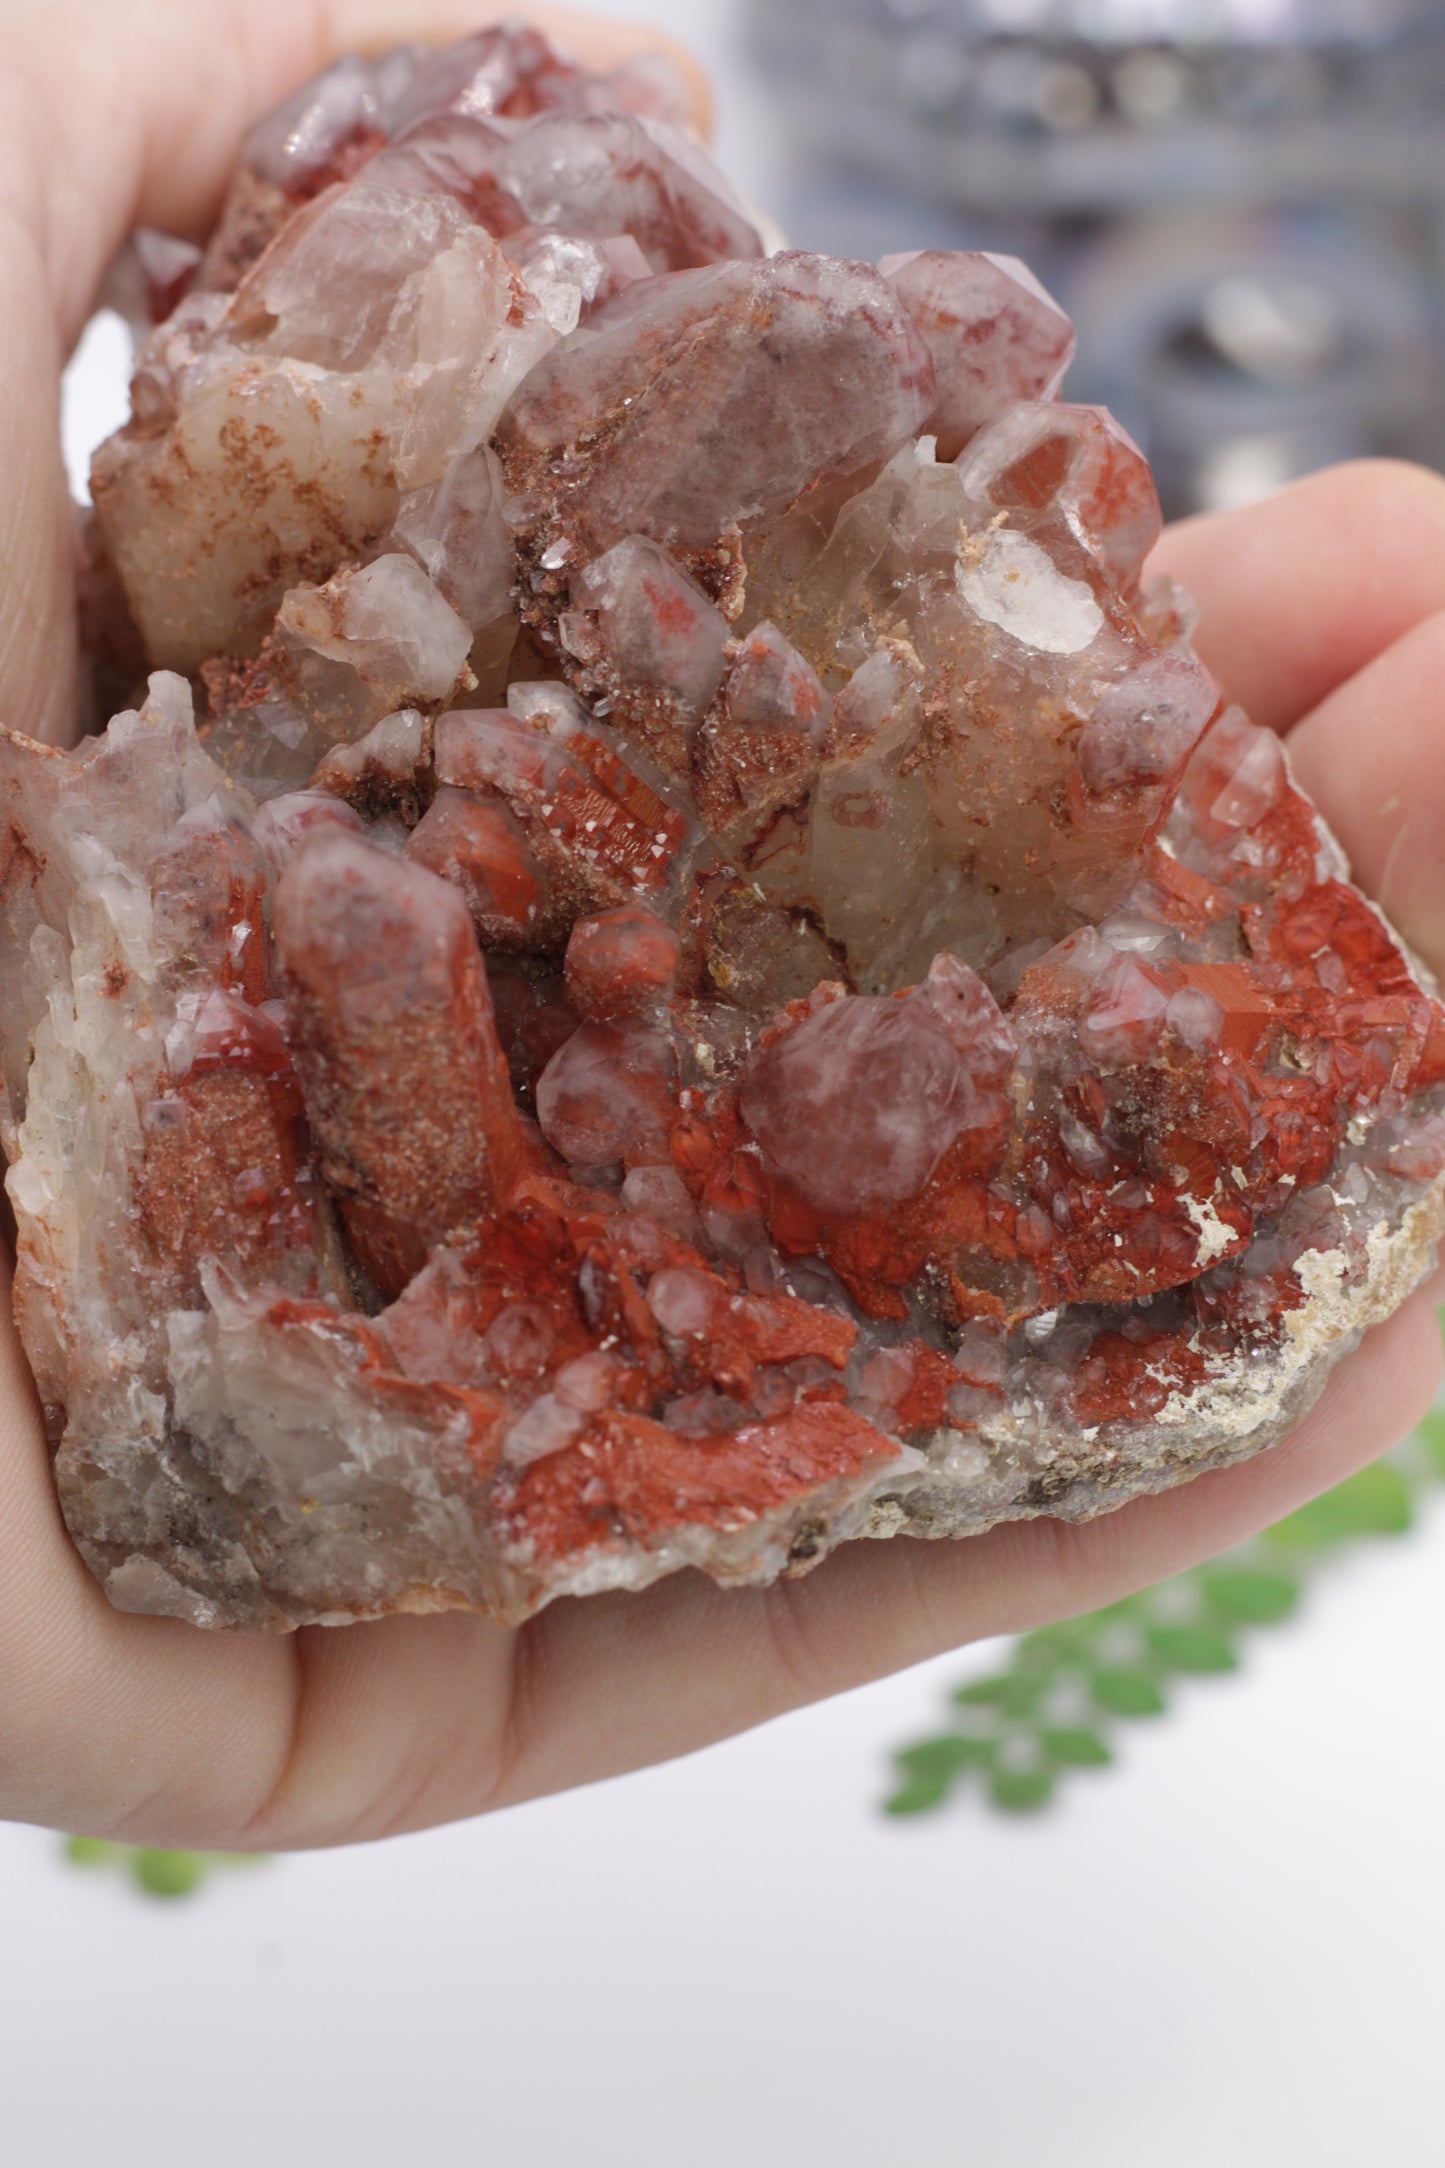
top-left (4, 28), bottom-right (1443, 1630)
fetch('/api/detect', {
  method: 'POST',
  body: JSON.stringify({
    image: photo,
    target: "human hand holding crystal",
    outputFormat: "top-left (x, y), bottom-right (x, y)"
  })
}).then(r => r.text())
top-left (0, 0), bottom-right (1442, 1851)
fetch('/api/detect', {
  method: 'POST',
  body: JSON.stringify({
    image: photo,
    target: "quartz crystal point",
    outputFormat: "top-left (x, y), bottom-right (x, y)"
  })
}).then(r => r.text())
top-left (6, 26), bottom-right (1443, 1631)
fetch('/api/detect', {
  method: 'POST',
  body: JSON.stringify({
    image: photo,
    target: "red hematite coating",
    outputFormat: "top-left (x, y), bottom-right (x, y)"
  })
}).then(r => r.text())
top-left (565, 906), bottom-right (680, 1020)
top-left (4, 22), bottom-right (1442, 1633)
top-left (273, 828), bottom-right (525, 1296)
top-left (404, 787), bottom-right (548, 946)
top-left (494, 1400), bottom-right (895, 1561)
top-left (955, 401), bottom-right (1162, 594)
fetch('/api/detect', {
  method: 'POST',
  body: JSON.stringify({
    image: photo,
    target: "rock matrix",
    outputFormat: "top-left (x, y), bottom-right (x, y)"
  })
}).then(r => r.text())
top-left (4, 25), bottom-right (1441, 1627)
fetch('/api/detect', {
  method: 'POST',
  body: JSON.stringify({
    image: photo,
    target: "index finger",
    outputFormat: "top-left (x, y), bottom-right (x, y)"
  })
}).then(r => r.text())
top-left (1147, 459), bottom-right (1445, 736)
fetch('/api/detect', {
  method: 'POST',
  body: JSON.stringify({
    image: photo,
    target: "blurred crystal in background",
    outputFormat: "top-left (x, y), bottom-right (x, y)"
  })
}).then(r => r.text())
top-left (745, 0), bottom-right (1445, 511)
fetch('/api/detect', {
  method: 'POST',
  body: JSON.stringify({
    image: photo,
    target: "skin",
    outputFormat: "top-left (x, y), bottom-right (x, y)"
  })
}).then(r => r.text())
top-left (0, 0), bottom-right (1441, 1851)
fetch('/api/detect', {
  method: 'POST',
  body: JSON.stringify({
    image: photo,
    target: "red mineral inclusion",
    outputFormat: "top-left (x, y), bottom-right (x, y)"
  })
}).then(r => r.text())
top-left (5, 22), bottom-right (1443, 1633)
top-left (274, 830), bottom-right (526, 1295)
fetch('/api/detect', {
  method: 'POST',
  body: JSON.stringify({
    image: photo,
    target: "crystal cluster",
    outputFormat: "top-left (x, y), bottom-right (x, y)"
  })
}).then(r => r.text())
top-left (5, 25), bottom-right (1443, 1629)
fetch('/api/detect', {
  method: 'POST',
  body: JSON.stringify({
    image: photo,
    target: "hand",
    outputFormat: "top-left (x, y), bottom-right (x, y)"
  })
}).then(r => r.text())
top-left (0, 0), bottom-right (1439, 1853)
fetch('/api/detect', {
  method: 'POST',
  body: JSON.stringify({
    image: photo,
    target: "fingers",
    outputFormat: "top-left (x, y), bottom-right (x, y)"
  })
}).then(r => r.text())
top-left (231, 1604), bottom-right (519, 1853)
top-left (0, 207), bottom-right (75, 741)
top-left (0, 1265), bottom-right (297, 1844)
top-left (1147, 460), bottom-right (1445, 736)
top-left (1284, 606), bottom-right (1445, 978)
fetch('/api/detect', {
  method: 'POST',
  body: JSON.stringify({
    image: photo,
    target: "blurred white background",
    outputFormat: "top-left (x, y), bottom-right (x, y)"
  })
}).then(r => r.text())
top-left (5, 1518), bottom-right (1445, 2168)
top-left (8, 4), bottom-right (1445, 2161)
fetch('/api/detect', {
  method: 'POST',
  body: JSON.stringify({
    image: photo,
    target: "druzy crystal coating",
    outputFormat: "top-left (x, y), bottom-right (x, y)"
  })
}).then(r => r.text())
top-left (5, 25), bottom-right (1444, 1629)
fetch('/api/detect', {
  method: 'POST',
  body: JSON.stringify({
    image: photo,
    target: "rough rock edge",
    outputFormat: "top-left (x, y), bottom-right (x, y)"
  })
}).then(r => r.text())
top-left (868, 1174), bottom-right (1445, 1551)
top-left (157, 1177), bottom-right (1438, 1631)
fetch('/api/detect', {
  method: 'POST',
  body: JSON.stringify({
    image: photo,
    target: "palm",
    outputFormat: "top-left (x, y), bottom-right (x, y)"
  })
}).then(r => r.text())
top-left (0, 0), bottom-right (1439, 1852)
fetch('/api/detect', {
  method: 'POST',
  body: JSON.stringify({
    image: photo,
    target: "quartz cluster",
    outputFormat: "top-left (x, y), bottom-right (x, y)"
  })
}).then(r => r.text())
top-left (5, 24), bottom-right (1444, 1629)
